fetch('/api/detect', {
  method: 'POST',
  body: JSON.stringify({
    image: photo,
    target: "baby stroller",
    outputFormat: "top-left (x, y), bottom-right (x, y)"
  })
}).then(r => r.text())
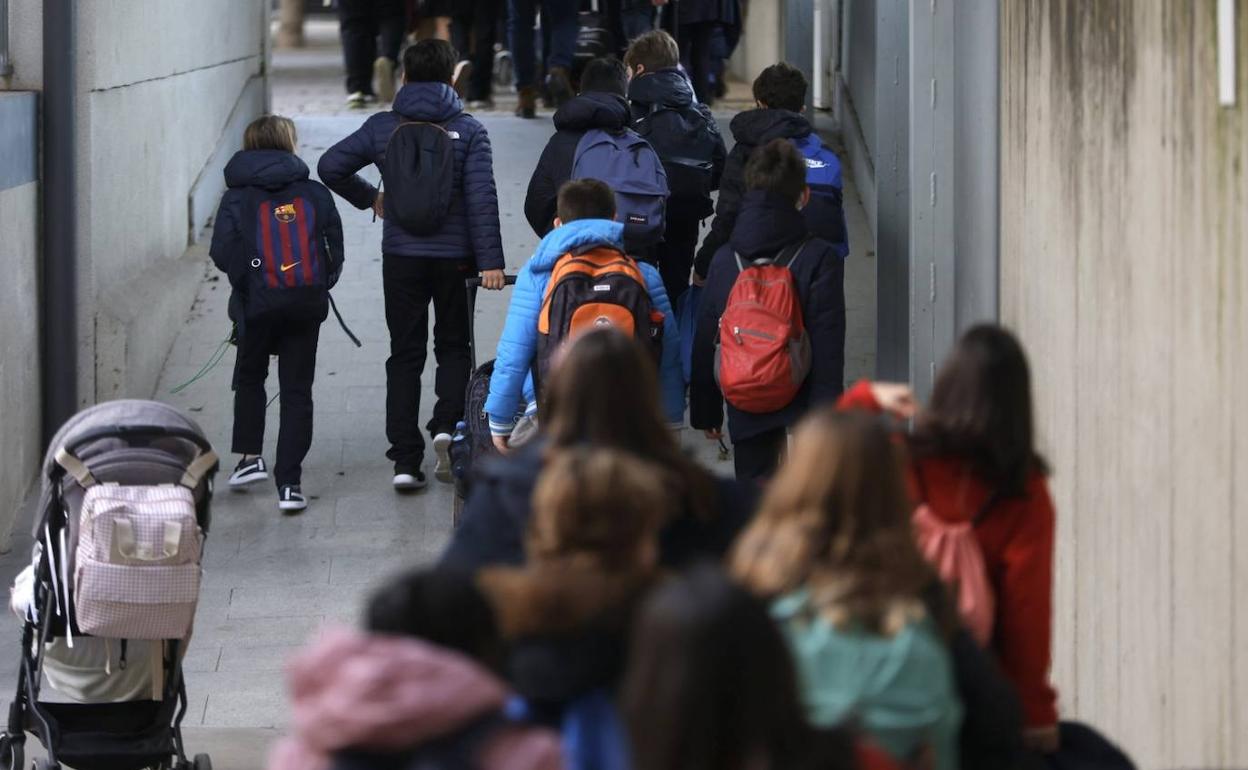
top-left (450, 274), bottom-right (515, 527)
top-left (0, 400), bottom-right (218, 770)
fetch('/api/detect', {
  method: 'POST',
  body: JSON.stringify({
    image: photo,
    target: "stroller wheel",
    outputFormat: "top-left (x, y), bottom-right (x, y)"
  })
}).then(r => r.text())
top-left (192, 754), bottom-right (212, 770)
top-left (0, 735), bottom-right (20, 770)
top-left (31, 759), bottom-right (57, 770)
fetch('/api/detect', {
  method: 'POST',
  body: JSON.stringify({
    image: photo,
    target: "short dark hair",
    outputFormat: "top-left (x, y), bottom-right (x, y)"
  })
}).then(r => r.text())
top-left (744, 139), bottom-right (807, 203)
top-left (580, 57), bottom-right (628, 96)
top-left (624, 30), bottom-right (680, 73)
top-left (753, 63), bottom-right (807, 112)
top-left (366, 567), bottom-right (502, 670)
top-left (403, 39), bottom-right (458, 84)
top-left (557, 179), bottom-right (617, 223)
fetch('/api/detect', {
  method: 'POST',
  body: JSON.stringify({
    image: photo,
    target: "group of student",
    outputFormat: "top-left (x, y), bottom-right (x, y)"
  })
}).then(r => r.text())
top-left (209, 29), bottom-right (1069, 770)
top-left (269, 321), bottom-right (1061, 770)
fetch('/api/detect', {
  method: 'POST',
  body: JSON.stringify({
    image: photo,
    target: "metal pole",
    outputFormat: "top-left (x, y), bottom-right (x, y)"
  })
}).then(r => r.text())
top-left (42, 0), bottom-right (78, 441)
top-left (0, 0), bottom-right (13, 77)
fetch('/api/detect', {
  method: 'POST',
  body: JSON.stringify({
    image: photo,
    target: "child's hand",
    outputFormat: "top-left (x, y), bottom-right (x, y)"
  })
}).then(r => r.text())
top-left (870, 382), bottom-right (918, 419)
top-left (372, 192), bottom-right (385, 220)
top-left (491, 434), bottom-right (511, 455)
top-left (703, 428), bottom-right (723, 441)
top-left (480, 269), bottom-right (506, 290)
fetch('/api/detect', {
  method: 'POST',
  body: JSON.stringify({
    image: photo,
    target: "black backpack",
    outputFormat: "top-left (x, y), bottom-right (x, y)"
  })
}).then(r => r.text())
top-left (237, 184), bottom-right (340, 321)
top-left (573, 0), bottom-right (614, 81)
top-left (633, 102), bottom-right (720, 216)
top-left (381, 116), bottom-right (458, 235)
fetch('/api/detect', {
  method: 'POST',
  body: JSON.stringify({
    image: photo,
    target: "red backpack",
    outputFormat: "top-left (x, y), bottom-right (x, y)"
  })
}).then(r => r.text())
top-left (715, 240), bottom-right (812, 413)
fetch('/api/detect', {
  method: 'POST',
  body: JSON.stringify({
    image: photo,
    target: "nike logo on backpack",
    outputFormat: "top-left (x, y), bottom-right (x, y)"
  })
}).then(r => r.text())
top-left (280, 261), bottom-right (301, 272)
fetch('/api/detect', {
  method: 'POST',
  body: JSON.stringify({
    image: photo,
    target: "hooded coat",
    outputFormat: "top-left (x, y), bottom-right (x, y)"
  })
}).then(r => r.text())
top-left (524, 92), bottom-right (633, 238)
top-left (316, 82), bottom-right (504, 269)
top-left (210, 149), bottom-right (344, 322)
top-left (694, 108), bottom-right (838, 277)
top-left (689, 190), bottom-right (845, 442)
top-left (626, 68), bottom-right (726, 217)
top-left (267, 629), bottom-right (562, 770)
top-left (483, 219), bottom-right (684, 437)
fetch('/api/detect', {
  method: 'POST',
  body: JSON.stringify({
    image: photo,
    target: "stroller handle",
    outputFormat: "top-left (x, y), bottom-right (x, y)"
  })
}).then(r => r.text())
top-left (63, 424), bottom-right (214, 458)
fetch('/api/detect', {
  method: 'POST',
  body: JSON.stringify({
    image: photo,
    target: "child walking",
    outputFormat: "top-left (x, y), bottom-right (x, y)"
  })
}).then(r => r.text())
top-left (838, 324), bottom-right (1060, 752)
top-left (210, 115), bottom-right (344, 514)
top-left (318, 39), bottom-right (505, 491)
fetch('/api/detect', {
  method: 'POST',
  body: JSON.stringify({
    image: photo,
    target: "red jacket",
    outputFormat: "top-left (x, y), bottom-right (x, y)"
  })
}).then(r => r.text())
top-left (838, 380), bottom-right (1059, 728)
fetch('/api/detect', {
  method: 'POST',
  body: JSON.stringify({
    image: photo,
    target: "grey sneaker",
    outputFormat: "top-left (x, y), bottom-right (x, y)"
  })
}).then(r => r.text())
top-left (433, 433), bottom-right (453, 482)
top-left (374, 57), bottom-right (396, 103)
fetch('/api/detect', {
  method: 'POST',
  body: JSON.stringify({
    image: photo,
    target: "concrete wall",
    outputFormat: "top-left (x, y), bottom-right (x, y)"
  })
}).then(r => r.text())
top-left (80, 0), bottom-right (268, 402)
top-left (0, 93), bottom-right (41, 549)
top-left (1000, 3), bottom-right (1247, 767)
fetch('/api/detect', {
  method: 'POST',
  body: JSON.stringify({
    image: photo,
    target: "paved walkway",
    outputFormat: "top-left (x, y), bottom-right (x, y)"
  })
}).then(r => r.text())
top-left (0, 27), bottom-right (875, 768)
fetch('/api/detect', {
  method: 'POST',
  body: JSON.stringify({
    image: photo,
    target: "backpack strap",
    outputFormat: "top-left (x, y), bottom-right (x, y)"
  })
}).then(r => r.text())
top-left (773, 238), bottom-right (813, 270)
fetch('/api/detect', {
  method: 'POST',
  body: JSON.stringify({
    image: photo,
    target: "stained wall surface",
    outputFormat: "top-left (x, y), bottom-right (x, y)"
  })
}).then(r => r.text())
top-left (1000, 3), bottom-right (1247, 766)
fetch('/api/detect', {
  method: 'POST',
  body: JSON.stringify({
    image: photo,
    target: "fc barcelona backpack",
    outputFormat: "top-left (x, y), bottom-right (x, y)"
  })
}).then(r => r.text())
top-left (239, 185), bottom-right (340, 321)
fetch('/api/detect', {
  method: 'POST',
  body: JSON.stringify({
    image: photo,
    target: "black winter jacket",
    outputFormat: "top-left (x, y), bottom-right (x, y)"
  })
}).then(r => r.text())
top-left (627, 68), bottom-right (726, 217)
top-left (317, 82), bottom-right (504, 269)
top-left (523, 91), bottom-right (633, 238)
top-left (210, 150), bottom-right (344, 322)
top-left (694, 108), bottom-right (825, 277)
top-left (440, 440), bottom-right (758, 572)
top-left (689, 190), bottom-right (845, 442)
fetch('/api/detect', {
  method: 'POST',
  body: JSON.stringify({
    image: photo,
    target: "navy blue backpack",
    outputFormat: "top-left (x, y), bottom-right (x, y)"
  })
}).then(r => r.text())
top-left (791, 133), bottom-right (850, 259)
top-left (238, 185), bottom-right (339, 321)
top-left (572, 128), bottom-right (669, 253)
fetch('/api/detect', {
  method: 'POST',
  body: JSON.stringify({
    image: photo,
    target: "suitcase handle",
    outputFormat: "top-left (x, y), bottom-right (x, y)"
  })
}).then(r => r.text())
top-left (465, 274), bottom-right (517, 369)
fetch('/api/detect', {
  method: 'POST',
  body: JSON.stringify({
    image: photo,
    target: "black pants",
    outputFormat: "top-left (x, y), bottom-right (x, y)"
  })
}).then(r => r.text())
top-left (339, 0), bottom-right (406, 95)
top-left (383, 256), bottom-right (474, 468)
top-left (232, 316), bottom-right (321, 488)
top-left (451, 0), bottom-right (502, 101)
top-left (653, 213), bottom-right (701, 305)
top-left (680, 21), bottom-right (717, 105)
top-left (733, 427), bottom-right (786, 482)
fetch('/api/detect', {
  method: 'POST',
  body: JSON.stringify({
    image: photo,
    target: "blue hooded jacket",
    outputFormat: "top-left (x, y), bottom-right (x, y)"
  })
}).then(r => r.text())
top-left (316, 82), bottom-right (504, 268)
top-left (484, 219), bottom-right (684, 434)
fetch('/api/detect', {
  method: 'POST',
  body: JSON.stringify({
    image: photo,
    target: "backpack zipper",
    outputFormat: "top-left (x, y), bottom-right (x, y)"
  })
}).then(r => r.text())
top-left (732, 326), bottom-right (777, 344)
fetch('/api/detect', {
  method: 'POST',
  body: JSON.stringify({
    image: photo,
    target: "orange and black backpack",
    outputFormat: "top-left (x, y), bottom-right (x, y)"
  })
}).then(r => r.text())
top-left (535, 246), bottom-right (664, 389)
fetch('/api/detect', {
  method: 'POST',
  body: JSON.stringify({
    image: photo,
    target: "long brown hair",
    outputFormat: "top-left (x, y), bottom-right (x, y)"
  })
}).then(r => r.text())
top-left (910, 324), bottom-right (1049, 496)
top-left (732, 410), bottom-right (940, 634)
top-left (540, 328), bottom-right (716, 519)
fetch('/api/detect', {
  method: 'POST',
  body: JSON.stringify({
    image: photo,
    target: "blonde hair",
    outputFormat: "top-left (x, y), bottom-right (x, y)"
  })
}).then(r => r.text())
top-left (528, 447), bottom-right (668, 571)
top-left (731, 409), bottom-right (939, 634)
top-left (243, 115), bottom-right (297, 152)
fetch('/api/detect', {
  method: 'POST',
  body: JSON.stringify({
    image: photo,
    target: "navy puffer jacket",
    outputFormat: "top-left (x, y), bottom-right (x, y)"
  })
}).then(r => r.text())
top-left (317, 82), bottom-right (504, 269)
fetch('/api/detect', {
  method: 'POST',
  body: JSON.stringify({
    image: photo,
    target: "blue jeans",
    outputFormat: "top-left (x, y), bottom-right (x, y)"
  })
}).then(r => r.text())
top-left (509, 0), bottom-right (578, 88)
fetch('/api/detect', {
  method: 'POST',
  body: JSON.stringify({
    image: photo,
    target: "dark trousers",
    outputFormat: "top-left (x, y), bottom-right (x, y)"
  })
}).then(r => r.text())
top-left (339, 0), bottom-right (406, 95)
top-left (383, 256), bottom-right (474, 467)
top-left (451, 0), bottom-right (502, 101)
top-left (653, 213), bottom-right (701, 305)
top-left (232, 316), bottom-right (321, 488)
top-left (509, 0), bottom-right (577, 88)
top-left (679, 21), bottom-right (717, 105)
top-left (733, 427), bottom-right (786, 482)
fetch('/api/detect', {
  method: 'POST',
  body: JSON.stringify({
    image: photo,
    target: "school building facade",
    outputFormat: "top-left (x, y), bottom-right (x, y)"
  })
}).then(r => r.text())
top-left (0, 0), bottom-right (268, 545)
top-left (750, 1), bottom-right (1247, 766)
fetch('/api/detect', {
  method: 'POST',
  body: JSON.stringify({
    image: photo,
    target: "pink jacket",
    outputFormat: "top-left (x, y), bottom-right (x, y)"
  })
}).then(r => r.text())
top-left (269, 629), bottom-right (563, 770)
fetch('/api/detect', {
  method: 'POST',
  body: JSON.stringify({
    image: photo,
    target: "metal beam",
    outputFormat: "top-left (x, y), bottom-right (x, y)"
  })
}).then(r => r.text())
top-left (42, 0), bottom-right (78, 440)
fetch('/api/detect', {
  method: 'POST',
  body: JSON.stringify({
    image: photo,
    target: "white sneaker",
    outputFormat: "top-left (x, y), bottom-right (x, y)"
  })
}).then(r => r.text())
top-left (278, 485), bottom-right (308, 514)
top-left (229, 456), bottom-right (269, 489)
top-left (433, 433), bottom-right (453, 482)
top-left (345, 91), bottom-right (372, 108)
top-left (374, 57), bottom-right (396, 103)
top-left (453, 59), bottom-right (473, 99)
top-left (393, 466), bottom-right (428, 491)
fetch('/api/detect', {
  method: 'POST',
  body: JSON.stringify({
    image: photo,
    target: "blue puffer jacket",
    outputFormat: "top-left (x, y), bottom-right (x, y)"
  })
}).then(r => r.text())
top-left (484, 219), bottom-right (684, 434)
top-left (316, 82), bottom-right (504, 268)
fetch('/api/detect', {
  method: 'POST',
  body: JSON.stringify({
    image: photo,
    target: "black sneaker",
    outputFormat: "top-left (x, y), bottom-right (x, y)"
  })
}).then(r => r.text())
top-left (393, 465), bottom-right (428, 491)
top-left (229, 456), bottom-right (269, 489)
top-left (278, 485), bottom-right (308, 514)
